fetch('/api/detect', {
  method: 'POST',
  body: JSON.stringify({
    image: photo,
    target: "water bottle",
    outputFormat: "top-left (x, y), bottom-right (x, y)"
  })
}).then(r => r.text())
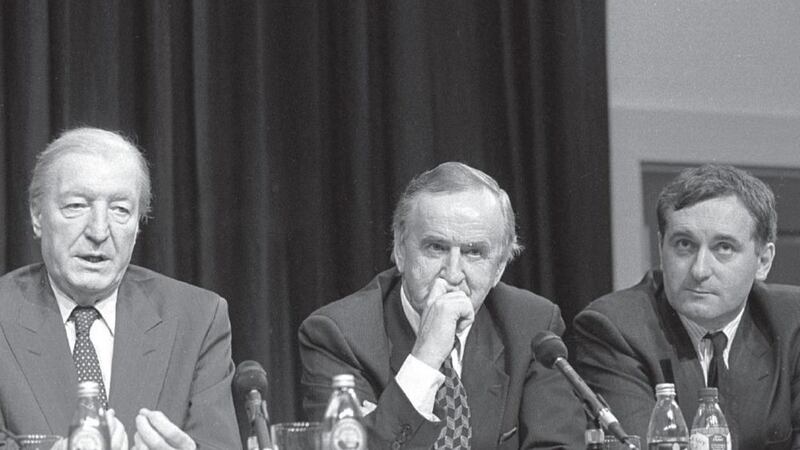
top-left (689, 388), bottom-right (731, 450)
top-left (646, 383), bottom-right (688, 450)
top-left (322, 374), bottom-right (367, 450)
top-left (68, 381), bottom-right (110, 450)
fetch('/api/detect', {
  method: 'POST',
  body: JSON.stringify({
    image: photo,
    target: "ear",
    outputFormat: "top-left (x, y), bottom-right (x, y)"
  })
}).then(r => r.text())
top-left (657, 231), bottom-right (664, 270)
top-left (755, 242), bottom-right (776, 281)
top-left (393, 241), bottom-right (406, 273)
top-left (30, 206), bottom-right (42, 239)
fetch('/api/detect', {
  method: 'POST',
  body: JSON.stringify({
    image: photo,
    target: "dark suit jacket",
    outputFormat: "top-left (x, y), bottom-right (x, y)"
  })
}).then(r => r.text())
top-left (573, 270), bottom-right (800, 450)
top-left (0, 263), bottom-right (240, 449)
top-left (299, 268), bottom-right (585, 449)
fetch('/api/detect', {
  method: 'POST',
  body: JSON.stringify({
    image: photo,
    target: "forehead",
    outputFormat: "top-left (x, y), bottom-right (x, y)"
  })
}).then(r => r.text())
top-left (663, 195), bottom-right (756, 239)
top-left (48, 150), bottom-right (141, 200)
top-left (408, 189), bottom-right (505, 241)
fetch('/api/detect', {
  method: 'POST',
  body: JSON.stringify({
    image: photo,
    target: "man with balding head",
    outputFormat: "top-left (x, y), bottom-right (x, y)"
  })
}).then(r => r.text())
top-left (299, 162), bottom-right (584, 449)
top-left (0, 128), bottom-right (239, 449)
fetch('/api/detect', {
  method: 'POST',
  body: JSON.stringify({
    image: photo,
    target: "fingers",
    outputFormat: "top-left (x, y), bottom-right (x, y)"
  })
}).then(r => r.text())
top-left (105, 408), bottom-right (130, 450)
top-left (412, 290), bottom-right (474, 368)
top-left (106, 409), bottom-right (128, 450)
top-left (134, 409), bottom-right (196, 450)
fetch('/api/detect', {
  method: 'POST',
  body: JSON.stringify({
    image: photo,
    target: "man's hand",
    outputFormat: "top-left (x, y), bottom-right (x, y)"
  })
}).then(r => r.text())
top-left (108, 408), bottom-right (130, 450)
top-left (133, 409), bottom-right (196, 450)
top-left (411, 279), bottom-right (474, 369)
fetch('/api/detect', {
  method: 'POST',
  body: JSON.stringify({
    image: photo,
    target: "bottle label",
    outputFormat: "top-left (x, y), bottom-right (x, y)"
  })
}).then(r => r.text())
top-left (689, 429), bottom-right (731, 450)
top-left (246, 435), bottom-right (259, 450)
top-left (329, 418), bottom-right (366, 450)
top-left (648, 443), bottom-right (688, 450)
top-left (69, 426), bottom-right (107, 450)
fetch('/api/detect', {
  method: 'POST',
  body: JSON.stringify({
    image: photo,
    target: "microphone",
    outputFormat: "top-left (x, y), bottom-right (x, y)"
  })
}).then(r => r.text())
top-left (234, 361), bottom-right (273, 450)
top-left (532, 331), bottom-right (634, 448)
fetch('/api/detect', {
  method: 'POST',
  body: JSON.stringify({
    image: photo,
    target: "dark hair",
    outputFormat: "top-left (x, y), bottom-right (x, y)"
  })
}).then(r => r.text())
top-left (29, 127), bottom-right (152, 222)
top-left (657, 164), bottom-right (777, 246)
top-left (391, 162), bottom-right (523, 262)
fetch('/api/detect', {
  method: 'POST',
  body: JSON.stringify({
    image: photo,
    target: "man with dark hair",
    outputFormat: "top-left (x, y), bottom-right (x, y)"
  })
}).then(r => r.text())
top-left (574, 164), bottom-right (800, 449)
top-left (0, 128), bottom-right (239, 449)
top-left (299, 162), bottom-right (584, 449)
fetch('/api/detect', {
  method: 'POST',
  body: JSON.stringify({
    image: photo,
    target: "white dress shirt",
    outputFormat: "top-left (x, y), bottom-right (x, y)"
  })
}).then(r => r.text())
top-left (678, 304), bottom-right (746, 386)
top-left (51, 278), bottom-right (117, 395)
top-left (394, 286), bottom-right (473, 421)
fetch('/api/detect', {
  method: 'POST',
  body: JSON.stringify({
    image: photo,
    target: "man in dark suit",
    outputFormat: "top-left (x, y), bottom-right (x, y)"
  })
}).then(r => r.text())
top-left (299, 162), bottom-right (584, 449)
top-left (573, 164), bottom-right (800, 449)
top-left (0, 128), bottom-right (239, 449)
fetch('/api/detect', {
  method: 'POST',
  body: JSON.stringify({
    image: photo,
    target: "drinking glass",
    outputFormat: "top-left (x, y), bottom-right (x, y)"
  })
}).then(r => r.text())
top-left (271, 422), bottom-right (322, 450)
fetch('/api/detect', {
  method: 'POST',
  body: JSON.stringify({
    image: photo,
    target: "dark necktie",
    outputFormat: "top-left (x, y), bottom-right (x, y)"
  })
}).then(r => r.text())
top-left (433, 353), bottom-right (472, 449)
top-left (71, 306), bottom-right (108, 408)
top-left (704, 331), bottom-right (728, 388)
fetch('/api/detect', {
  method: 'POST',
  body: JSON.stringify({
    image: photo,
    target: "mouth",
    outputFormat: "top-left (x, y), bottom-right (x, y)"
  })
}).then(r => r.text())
top-left (687, 288), bottom-right (714, 296)
top-left (77, 254), bottom-right (110, 264)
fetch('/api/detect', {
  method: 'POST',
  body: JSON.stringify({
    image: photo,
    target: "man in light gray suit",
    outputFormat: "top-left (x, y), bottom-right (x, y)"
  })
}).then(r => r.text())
top-left (0, 128), bottom-right (239, 449)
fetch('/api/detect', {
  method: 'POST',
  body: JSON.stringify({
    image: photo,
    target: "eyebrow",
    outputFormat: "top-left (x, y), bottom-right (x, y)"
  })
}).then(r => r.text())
top-left (419, 235), bottom-right (492, 249)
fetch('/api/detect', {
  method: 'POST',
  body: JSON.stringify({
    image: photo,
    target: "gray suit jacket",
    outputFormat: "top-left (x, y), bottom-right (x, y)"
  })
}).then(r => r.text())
top-left (299, 268), bottom-right (585, 449)
top-left (573, 270), bottom-right (800, 450)
top-left (0, 263), bottom-right (240, 449)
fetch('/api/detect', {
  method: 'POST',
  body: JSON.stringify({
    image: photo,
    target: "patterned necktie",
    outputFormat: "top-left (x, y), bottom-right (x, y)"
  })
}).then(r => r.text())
top-left (705, 331), bottom-right (728, 388)
top-left (433, 354), bottom-right (472, 449)
top-left (71, 306), bottom-right (108, 408)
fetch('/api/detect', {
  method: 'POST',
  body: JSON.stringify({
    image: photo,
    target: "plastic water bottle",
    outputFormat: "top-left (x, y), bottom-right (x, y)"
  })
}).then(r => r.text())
top-left (322, 374), bottom-right (367, 450)
top-left (68, 381), bottom-right (110, 450)
top-left (689, 388), bottom-right (731, 450)
top-left (646, 383), bottom-right (688, 450)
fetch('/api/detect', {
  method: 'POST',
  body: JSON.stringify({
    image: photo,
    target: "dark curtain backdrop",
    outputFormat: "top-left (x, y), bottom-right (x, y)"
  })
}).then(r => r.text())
top-left (0, 0), bottom-right (610, 429)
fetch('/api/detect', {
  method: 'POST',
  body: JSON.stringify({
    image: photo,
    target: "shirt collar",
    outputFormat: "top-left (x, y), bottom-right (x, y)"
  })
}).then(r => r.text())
top-left (49, 276), bottom-right (118, 336)
top-left (678, 302), bottom-right (746, 352)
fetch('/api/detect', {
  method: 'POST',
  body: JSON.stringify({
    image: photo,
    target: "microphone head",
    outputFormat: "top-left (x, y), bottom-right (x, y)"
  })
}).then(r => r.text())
top-left (532, 331), bottom-right (568, 369)
top-left (234, 360), bottom-right (269, 394)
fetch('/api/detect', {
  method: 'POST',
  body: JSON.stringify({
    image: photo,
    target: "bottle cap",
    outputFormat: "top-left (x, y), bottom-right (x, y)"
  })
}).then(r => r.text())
top-left (585, 428), bottom-right (605, 444)
top-left (332, 374), bottom-right (356, 388)
top-left (77, 381), bottom-right (101, 397)
top-left (654, 382), bottom-right (676, 396)
top-left (698, 387), bottom-right (719, 399)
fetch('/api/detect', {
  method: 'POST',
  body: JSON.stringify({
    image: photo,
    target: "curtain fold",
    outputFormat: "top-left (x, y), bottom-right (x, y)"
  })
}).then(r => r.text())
top-left (0, 0), bottom-right (610, 432)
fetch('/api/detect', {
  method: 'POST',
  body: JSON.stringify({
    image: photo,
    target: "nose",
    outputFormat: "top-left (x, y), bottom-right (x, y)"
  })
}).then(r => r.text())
top-left (440, 248), bottom-right (465, 286)
top-left (85, 205), bottom-right (110, 243)
top-left (690, 247), bottom-right (713, 281)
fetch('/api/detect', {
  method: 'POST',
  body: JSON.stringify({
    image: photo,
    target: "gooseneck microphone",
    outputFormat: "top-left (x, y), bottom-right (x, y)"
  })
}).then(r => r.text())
top-left (234, 360), bottom-right (273, 450)
top-left (532, 331), bottom-right (635, 448)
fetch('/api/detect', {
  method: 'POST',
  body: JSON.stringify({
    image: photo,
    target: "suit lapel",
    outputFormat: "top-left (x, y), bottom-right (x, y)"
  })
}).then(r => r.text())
top-left (461, 306), bottom-right (507, 449)
top-left (109, 273), bottom-right (175, 428)
top-left (2, 267), bottom-right (77, 435)
top-left (723, 302), bottom-right (773, 447)
top-left (384, 282), bottom-right (414, 376)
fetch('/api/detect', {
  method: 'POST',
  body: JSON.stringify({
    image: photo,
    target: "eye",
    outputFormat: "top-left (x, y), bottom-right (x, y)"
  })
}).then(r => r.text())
top-left (111, 205), bottom-right (130, 215)
top-left (715, 242), bottom-right (734, 254)
top-left (61, 202), bottom-right (88, 217)
top-left (464, 247), bottom-right (484, 257)
top-left (672, 238), bottom-right (695, 253)
top-left (427, 242), bottom-right (447, 252)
